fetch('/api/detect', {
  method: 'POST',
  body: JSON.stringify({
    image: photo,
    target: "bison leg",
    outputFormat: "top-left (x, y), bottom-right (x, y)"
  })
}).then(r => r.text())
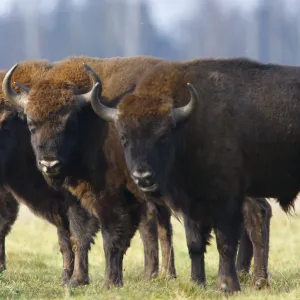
top-left (67, 201), bottom-right (100, 288)
top-left (57, 226), bottom-right (74, 284)
top-left (236, 223), bottom-right (253, 276)
top-left (242, 197), bottom-right (271, 289)
top-left (156, 204), bottom-right (177, 278)
top-left (101, 190), bottom-right (142, 288)
top-left (184, 216), bottom-right (211, 286)
top-left (214, 208), bottom-right (242, 293)
top-left (138, 202), bottom-right (159, 280)
top-left (0, 190), bottom-right (19, 271)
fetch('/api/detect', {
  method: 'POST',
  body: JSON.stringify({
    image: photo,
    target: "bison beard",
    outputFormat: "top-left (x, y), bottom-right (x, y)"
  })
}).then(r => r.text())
top-left (91, 57), bottom-right (300, 293)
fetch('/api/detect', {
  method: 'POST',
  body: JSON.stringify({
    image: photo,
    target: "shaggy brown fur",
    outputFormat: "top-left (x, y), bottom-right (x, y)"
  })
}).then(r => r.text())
top-left (0, 60), bottom-right (51, 104)
top-left (27, 56), bottom-right (163, 118)
top-left (0, 62), bottom-right (101, 287)
top-left (97, 57), bottom-right (300, 292)
top-left (26, 80), bottom-right (75, 117)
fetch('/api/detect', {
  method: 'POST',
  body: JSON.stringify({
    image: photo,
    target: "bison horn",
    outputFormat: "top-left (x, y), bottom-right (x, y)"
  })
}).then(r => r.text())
top-left (2, 64), bottom-right (29, 109)
top-left (90, 94), bottom-right (118, 122)
top-left (74, 63), bottom-right (103, 107)
top-left (81, 63), bottom-right (117, 122)
top-left (172, 82), bottom-right (197, 124)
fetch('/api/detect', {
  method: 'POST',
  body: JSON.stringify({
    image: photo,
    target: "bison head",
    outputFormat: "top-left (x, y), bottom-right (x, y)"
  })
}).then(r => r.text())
top-left (2, 63), bottom-right (102, 186)
top-left (91, 82), bottom-right (198, 194)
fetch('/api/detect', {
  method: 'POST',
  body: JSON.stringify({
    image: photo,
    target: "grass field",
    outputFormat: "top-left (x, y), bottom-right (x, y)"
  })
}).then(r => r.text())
top-left (1, 202), bottom-right (300, 300)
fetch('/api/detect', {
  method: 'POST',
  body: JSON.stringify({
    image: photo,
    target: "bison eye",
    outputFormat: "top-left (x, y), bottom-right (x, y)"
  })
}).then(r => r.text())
top-left (159, 133), bottom-right (169, 143)
top-left (0, 120), bottom-right (10, 132)
top-left (27, 118), bottom-right (37, 134)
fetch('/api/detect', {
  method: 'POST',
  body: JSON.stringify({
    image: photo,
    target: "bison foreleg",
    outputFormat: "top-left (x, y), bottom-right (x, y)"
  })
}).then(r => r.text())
top-left (100, 190), bottom-right (142, 288)
top-left (236, 223), bottom-right (253, 275)
top-left (67, 201), bottom-right (99, 288)
top-left (214, 210), bottom-right (242, 293)
top-left (138, 202), bottom-right (159, 280)
top-left (156, 204), bottom-right (177, 278)
top-left (57, 226), bottom-right (74, 284)
top-left (242, 197), bottom-right (272, 289)
top-left (184, 216), bottom-right (211, 286)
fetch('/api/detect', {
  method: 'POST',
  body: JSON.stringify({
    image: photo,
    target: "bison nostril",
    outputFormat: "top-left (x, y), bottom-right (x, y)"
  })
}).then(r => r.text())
top-left (132, 168), bottom-right (156, 188)
top-left (132, 170), bottom-right (154, 180)
top-left (38, 159), bottom-right (62, 174)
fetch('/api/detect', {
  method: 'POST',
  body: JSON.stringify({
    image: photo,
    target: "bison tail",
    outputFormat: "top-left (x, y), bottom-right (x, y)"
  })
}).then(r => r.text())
top-left (276, 196), bottom-right (296, 216)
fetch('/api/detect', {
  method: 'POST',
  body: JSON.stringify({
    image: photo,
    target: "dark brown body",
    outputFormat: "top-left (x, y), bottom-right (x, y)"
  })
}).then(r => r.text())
top-left (90, 57), bottom-right (300, 292)
top-left (4, 56), bottom-right (273, 289)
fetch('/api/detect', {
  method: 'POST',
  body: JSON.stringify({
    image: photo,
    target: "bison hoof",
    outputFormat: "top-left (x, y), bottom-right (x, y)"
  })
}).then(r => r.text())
top-left (221, 283), bottom-right (230, 293)
top-left (144, 270), bottom-right (158, 280)
top-left (0, 264), bottom-right (6, 272)
top-left (61, 269), bottom-right (72, 285)
top-left (103, 278), bottom-right (123, 289)
top-left (161, 267), bottom-right (177, 279)
top-left (216, 277), bottom-right (241, 294)
top-left (191, 277), bottom-right (206, 287)
top-left (254, 273), bottom-right (271, 289)
top-left (68, 275), bottom-right (90, 288)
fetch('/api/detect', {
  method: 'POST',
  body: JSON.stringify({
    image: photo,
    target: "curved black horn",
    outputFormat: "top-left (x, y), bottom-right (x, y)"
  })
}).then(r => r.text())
top-left (81, 63), bottom-right (117, 122)
top-left (74, 63), bottom-right (103, 106)
top-left (172, 82), bottom-right (197, 124)
top-left (2, 64), bottom-right (29, 108)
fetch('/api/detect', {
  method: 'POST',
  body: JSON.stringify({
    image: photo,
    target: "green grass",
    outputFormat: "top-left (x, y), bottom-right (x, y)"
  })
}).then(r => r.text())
top-left (2, 203), bottom-right (300, 299)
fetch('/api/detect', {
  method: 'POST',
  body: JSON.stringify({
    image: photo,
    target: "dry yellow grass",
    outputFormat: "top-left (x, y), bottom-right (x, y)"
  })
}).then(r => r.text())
top-left (1, 201), bottom-right (300, 299)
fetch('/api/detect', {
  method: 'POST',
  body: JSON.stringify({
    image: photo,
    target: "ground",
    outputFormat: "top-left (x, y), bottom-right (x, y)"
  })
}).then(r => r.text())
top-left (1, 201), bottom-right (300, 300)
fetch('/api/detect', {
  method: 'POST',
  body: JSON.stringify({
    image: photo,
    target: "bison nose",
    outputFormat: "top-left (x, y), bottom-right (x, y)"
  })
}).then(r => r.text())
top-left (38, 159), bottom-right (62, 175)
top-left (132, 168), bottom-right (158, 192)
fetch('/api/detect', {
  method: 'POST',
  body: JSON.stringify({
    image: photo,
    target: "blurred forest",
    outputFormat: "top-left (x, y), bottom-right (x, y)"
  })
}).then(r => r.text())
top-left (0, 0), bottom-right (300, 69)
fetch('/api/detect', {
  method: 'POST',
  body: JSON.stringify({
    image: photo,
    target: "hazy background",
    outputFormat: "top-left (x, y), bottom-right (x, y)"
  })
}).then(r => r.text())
top-left (0, 0), bottom-right (300, 69)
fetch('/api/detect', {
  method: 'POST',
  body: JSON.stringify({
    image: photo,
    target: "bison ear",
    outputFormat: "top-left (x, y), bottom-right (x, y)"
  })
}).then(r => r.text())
top-left (172, 82), bottom-right (197, 125)
top-left (2, 64), bottom-right (29, 109)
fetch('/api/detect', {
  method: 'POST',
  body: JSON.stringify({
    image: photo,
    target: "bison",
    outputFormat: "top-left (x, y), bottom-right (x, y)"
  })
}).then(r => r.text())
top-left (88, 57), bottom-right (299, 292)
top-left (0, 62), bottom-right (102, 287)
top-left (2, 56), bottom-right (177, 287)
top-left (4, 56), bottom-right (272, 290)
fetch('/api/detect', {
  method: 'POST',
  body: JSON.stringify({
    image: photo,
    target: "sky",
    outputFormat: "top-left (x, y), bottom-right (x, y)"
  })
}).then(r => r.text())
top-left (0, 0), bottom-right (260, 18)
top-left (0, 0), bottom-right (297, 34)
top-left (147, 0), bottom-right (260, 33)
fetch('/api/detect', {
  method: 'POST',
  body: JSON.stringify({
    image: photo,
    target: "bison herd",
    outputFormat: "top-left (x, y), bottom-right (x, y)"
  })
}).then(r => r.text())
top-left (0, 55), bottom-right (298, 294)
